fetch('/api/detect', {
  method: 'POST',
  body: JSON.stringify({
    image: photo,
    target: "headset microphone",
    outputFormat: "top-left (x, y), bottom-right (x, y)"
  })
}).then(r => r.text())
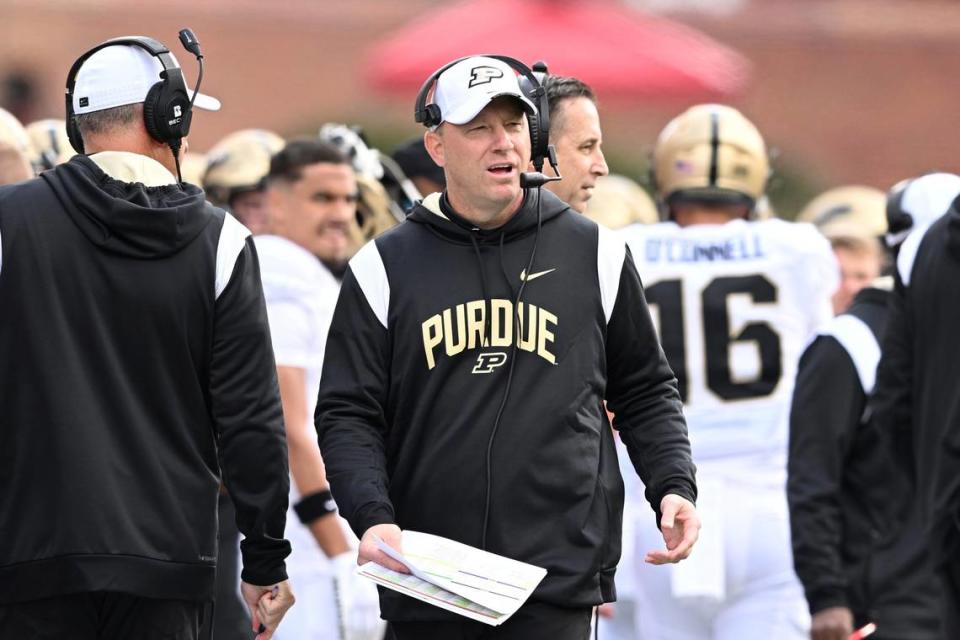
top-left (178, 29), bottom-right (203, 111)
top-left (520, 144), bottom-right (561, 189)
top-left (170, 28), bottom-right (204, 184)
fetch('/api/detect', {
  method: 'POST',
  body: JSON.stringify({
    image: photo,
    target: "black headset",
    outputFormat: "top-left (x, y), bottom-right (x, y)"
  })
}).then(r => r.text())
top-left (414, 54), bottom-right (556, 178)
top-left (65, 33), bottom-right (201, 156)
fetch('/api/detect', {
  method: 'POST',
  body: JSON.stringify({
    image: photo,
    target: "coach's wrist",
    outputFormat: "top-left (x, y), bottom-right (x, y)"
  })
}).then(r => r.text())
top-left (352, 503), bottom-right (396, 540)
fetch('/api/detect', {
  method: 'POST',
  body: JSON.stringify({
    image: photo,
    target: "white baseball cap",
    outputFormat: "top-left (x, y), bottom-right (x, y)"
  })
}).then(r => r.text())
top-left (73, 44), bottom-right (221, 116)
top-left (433, 56), bottom-right (536, 126)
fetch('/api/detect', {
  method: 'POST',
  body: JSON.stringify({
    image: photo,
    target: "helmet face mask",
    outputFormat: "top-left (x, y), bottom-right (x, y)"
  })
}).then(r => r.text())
top-left (652, 104), bottom-right (769, 221)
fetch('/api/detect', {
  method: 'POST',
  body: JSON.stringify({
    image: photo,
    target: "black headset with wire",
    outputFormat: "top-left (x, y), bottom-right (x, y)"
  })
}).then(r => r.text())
top-left (65, 30), bottom-right (205, 181)
top-left (414, 54), bottom-right (559, 186)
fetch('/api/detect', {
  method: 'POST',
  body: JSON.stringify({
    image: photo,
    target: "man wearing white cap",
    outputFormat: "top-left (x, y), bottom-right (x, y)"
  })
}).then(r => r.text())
top-left (0, 34), bottom-right (294, 640)
top-left (317, 55), bottom-right (699, 640)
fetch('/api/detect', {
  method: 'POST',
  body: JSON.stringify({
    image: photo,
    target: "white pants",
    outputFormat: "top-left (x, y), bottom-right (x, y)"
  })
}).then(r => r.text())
top-left (631, 471), bottom-right (809, 640)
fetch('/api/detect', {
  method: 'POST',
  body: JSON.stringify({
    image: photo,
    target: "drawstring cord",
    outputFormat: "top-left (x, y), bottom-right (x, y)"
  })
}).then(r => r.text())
top-left (480, 189), bottom-right (543, 550)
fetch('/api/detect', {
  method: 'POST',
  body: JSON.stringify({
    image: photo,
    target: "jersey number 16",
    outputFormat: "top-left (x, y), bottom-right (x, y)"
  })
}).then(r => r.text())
top-left (646, 274), bottom-right (782, 403)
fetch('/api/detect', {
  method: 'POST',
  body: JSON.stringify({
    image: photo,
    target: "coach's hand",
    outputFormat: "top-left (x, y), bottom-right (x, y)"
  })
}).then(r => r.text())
top-left (645, 494), bottom-right (700, 565)
top-left (811, 606), bottom-right (853, 640)
top-left (241, 579), bottom-right (294, 640)
top-left (359, 523), bottom-right (410, 573)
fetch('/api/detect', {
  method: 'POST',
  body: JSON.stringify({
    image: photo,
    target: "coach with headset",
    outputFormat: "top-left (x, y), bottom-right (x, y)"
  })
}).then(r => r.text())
top-left (316, 55), bottom-right (699, 639)
top-left (0, 33), bottom-right (294, 639)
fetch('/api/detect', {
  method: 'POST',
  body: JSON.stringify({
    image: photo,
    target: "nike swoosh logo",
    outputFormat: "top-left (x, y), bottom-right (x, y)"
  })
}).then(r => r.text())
top-left (520, 268), bottom-right (556, 282)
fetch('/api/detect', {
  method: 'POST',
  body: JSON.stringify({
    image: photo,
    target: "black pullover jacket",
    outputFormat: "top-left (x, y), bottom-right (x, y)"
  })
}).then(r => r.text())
top-left (788, 287), bottom-right (941, 638)
top-left (0, 155), bottom-right (290, 604)
top-left (875, 197), bottom-right (960, 571)
top-left (317, 189), bottom-right (696, 621)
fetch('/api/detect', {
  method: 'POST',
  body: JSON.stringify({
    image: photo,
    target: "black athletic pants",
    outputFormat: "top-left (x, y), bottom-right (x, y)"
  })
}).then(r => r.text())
top-left (0, 592), bottom-right (203, 640)
top-left (386, 602), bottom-right (593, 640)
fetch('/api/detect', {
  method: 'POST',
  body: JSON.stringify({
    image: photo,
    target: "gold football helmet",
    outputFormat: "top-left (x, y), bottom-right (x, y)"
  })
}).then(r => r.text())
top-left (25, 119), bottom-right (72, 170)
top-left (202, 129), bottom-right (285, 206)
top-left (584, 174), bottom-right (658, 228)
top-left (178, 152), bottom-right (209, 187)
top-left (797, 185), bottom-right (887, 239)
top-left (0, 108), bottom-right (34, 168)
top-left (652, 104), bottom-right (769, 218)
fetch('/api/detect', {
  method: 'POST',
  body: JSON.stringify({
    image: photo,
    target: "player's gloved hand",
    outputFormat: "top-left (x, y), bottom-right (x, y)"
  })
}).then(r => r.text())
top-left (332, 551), bottom-right (386, 640)
top-left (811, 606), bottom-right (853, 640)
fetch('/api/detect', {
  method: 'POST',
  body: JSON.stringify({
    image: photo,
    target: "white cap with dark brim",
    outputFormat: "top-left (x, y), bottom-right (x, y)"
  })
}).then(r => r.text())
top-left (73, 45), bottom-right (221, 115)
top-left (433, 56), bottom-right (536, 126)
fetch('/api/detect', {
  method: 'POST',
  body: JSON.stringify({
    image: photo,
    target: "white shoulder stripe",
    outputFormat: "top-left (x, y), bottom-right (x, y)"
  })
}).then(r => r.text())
top-left (821, 314), bottom-right (881, 394)
top-left (215, 213), bottom-right (251, 299)
top-left (597, 224), bottom-right (626, 324)
top-left (897, 221), bottom-right (933, 286)
top-left (349, 240), bottom-right (390, 328)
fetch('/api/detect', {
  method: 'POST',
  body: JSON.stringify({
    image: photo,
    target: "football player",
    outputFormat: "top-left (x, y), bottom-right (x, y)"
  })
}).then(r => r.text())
top-left (25, 118), bottom-right (72, 171)
top-left (203, 128), bottom-right (285, 235)
top-left (0, 107), bottom-right (36, 183)
top-left (797, 186), bottom-right (887, 314)
top-left (619, 104), bottom-right (837, 640)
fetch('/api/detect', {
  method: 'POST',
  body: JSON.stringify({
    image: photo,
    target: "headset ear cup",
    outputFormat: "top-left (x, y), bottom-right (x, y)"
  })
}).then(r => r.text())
top-left (528, 115), bottom-right (542, 166)
top-left (424, 104), bottom-right (442, 128)
top-left (66, 118), bottom-right (84, 154)
top-left (142, 82), bottom-right (165, 143)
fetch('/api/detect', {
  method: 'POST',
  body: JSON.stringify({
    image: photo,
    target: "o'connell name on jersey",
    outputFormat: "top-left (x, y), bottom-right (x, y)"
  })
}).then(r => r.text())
top-left (421, 298), bottom-right (558, 371)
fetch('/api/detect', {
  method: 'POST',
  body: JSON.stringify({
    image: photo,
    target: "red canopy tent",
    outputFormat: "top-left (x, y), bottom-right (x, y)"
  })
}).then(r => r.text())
top-left (364, 0), bottom-right (749, 100)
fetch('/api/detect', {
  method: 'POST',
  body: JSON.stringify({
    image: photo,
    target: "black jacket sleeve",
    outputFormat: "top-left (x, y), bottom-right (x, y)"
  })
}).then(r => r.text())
top-left (605, 246), bottom-right (697, 519)
top-left (873, 275), bottom-right (916, 483)
top-left (210, 238), bottom-right (291, 586)
top-left (315, 266), bottom-right (395, 539)
top-left (787, 336), bottom-right (864, 615)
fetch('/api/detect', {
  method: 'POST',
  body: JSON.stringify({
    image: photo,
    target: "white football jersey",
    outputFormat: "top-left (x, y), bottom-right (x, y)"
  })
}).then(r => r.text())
top-left (620, 219), bottom-right (836, 477)
top-left (255, 234), bottom-right (342, 577)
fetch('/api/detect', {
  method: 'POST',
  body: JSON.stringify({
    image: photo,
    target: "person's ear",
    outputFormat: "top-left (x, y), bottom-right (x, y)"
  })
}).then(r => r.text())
top-left (424, 129), bottom-right (446, 168)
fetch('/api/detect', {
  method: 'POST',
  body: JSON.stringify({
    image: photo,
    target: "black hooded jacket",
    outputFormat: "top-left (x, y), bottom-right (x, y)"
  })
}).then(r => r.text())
top-left (317, 188), bottom-right (696, 621)
top-left (0, 155), bottom-right (290, 604)
top-left (874, 197), bottom-right (960, 568)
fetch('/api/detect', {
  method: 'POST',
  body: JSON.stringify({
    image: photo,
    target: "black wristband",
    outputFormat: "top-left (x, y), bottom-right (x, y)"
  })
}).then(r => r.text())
top-left (293, 489), bottom-right (337, 524)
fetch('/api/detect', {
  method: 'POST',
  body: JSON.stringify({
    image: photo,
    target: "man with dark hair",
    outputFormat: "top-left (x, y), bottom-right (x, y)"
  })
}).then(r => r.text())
top-left (0, 38), bottom-right (293, 639)
top-left (541, 75), bottom-right (608, 213)
top-left (257, 139), bottom-right (382, 640)
top-left (317, 55), bottom-right (698, 640)
top-left (267, 138), bottom-right (360, 278)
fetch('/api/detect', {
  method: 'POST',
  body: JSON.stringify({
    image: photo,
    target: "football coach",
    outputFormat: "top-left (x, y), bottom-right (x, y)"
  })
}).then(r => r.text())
top-left (0, 33), bottom-right (293, 639)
